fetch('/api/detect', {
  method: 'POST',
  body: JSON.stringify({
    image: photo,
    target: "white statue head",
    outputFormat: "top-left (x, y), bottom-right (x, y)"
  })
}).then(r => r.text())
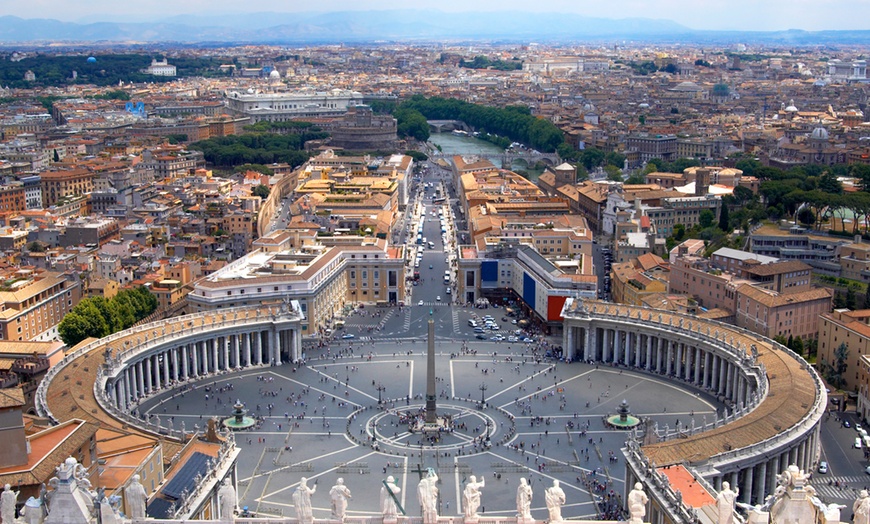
top-left (132, 475), bottom-right (140, 483)
top-left (223, 478), bottom-right (231, 486)
top-left (634, 483), bottom-right (643, 491)
top-left (300, 477), bottom-right (308, 486)
top-left (387, 476), bottom-right (395, 484)
top-left (553, 480), bottom-right (560, 488)
top-left (3, 484), bottom-right (9, 491)
top-left (469, 475), bottom-right (476, 483)
top-left (862, 490), bottom-right (869, 498)
top-left (337, 478), bottom-right (344, 485)
top-left (722, 481), bottom-right (730, 491)
top-left (520, 478), bottom-right (527, 486)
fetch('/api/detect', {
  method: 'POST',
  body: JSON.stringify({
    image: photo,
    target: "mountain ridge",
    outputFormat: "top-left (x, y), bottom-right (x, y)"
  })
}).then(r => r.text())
top-left (0, 11), bottom-right (867, 44)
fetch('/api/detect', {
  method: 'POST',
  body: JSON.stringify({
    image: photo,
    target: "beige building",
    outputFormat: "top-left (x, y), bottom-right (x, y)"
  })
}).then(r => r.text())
top-left (819, 309), bottom-right (870, 393)
top-left (0, 269), bottom-right (81, 342)
top-left (735, 284), bottom-right (832, 341)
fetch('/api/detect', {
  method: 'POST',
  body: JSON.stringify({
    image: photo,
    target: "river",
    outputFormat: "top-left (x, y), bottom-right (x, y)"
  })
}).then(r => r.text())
top-left (427, 133), bottom-right (545, 180)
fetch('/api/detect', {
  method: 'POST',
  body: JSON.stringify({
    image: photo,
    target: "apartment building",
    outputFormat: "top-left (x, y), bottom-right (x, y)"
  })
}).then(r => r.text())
top-left (611, 254), bottom-right (670, 306)
top-left (625, 134), bottom-right (677, 167)
top-left (40, 168), bottom-right (95, 208)
top-left (642, 195), bottom-right (721, 238)
top-left (139, 147), bottom-right (205, 179)
top-left (839, 240), bottom-right (870, 282)
top-left (187, 232), bottom-right (405, 335)
top-left (749, 224), bottom-right (848, 276)
top-left (818, 309), bottom-right (870, 392)
top-left (0, 270), bottom-right (81, 341)
top-left (734, 284), bottom-right (831, 341)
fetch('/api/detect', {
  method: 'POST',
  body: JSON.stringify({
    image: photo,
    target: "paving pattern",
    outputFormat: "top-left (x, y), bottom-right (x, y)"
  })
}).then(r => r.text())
top-left (138, 342), bottom-right (722, 520)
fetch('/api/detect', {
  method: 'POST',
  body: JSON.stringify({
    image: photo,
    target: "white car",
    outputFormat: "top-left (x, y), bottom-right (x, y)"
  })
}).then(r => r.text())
top-left (418, 300), bottom-right (424, 306)
top-left (436, 296), bottom-right (441, 302)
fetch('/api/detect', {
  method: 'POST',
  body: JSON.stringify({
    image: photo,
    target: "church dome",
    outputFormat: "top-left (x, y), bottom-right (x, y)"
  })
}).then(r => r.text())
top-left (785, 99), bottom-right (798, 112)
top-left (810, 127), bottom-right (829, 140)
top-left (269, 70), bottom-right (281, 79)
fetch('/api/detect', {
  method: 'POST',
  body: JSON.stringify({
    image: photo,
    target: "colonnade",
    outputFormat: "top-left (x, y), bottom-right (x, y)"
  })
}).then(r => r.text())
top-left (564, 325), bottom-right (755, 409)
top-left (563, 304), bottom-right (823, 509)
top-left (109, 326), bottom-right (301, 412)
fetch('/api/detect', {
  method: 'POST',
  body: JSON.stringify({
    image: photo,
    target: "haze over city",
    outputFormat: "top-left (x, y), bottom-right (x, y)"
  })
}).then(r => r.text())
top-left (5, 0), bottom-right (870, 32)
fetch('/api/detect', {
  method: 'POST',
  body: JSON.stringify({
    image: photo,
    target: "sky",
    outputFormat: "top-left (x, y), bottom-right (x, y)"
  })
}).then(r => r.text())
top-left (4, 0), bottom-right (870, 32)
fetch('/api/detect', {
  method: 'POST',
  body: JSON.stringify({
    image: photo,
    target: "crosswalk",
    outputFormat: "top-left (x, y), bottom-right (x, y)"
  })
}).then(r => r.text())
top-left (402, 309), bottom-right (411, 331)
top-left (812, 476), bottom-right (869, 501)
top-left (414, 301), bottom-right (451, 307)
top-left (452, 310), bottom-right (460, 333)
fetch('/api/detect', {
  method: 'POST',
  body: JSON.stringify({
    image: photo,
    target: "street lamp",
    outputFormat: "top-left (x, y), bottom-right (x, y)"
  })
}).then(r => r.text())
top-left (479, 383), bottom-right (488, 406)
top-left (377, 383), bottom-right (386, 404)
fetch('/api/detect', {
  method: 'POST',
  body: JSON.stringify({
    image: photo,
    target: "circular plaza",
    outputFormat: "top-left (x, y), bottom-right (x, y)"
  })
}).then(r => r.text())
top-left (36, 298), bottom-right (825, 520)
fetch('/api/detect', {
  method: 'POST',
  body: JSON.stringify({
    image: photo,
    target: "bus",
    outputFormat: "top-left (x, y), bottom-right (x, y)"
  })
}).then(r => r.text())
top-left (416, 234), bottom-right (422, 245)
top-left (432, 197), bottom-right (446, 204)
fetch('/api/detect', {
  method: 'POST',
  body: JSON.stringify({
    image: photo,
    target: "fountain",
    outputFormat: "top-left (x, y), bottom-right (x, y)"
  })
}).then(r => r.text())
top-left (606, 399), bottom-right (641, 430)
top-left (223, 400), bottom-right (256, 430)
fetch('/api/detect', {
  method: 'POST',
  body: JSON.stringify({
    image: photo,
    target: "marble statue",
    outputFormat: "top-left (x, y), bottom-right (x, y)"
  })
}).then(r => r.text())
top-left (417, 469), bottom-right (439, 524)
top-left (381, 476), bottom-right (401, 521)
top-left (218, 478), bottom-right (236, 522)
top-left (1, 484), bottom-right (18, 524)
top-left (627, 483), bottom-right (649, 524)
top-left (463, 475), bottom-right (485, 520)
top-left (293, 477), bottom-right (316, 524)
top-left (99, 495), bottom-right (121, 524)
top-left (855, 490), bottom-right (870, 524)
top-left (20, 496), bottom-right (43, 524)
top-left (545, 480), bottom-right (566, 523)
top-left (329, 478), bottom-right (352, 520)
top-left (125, 475), bottom-right (148, 520)
top-left (516, 478), bottom-right (533, 521)
top-left (717, 481), bottom-right (739, 524)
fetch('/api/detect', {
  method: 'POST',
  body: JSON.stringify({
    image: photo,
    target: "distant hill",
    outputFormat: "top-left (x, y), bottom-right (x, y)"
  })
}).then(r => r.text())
top-left (0, 11), bottom-right (869, 44)
top-left (0, 11), bottom-right (691, 43)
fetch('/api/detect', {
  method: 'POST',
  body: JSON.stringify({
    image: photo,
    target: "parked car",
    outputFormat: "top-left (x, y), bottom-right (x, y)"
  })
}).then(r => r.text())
top-left (818, 461), bottom-right (828, 474)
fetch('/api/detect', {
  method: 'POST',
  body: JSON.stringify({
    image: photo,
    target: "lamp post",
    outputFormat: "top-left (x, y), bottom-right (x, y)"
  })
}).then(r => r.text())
top-left (479, 383), bottom-right (488, 407)
top-left (377, 383), bottom-right (386, 404)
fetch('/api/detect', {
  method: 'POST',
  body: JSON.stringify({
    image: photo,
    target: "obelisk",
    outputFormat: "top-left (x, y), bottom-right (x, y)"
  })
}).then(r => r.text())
top-left (425, 319), bottom-right (437, 423)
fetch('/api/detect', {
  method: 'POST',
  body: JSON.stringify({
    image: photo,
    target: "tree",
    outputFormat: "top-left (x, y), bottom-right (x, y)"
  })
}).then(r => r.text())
top-left (718, 203), bottom-right (730, 231)
top-left (252, 185), bottom-right (270, 199)
top-left (604, 165), bottom-right (622, 182)
top-left (823, 342), bottom-right (849, 389)
top-left (847, 287), bottom-right (858, 310)
top-left (27, 241), bottom-right (45, 252)
top-left (699, 209), bottom-right (715, 228)
top-left (625, 172), bottom-right (646, 185)
top-left (673, 224), bottom-right (686, 241)
top-left (818, 171), bottom-right (843, 194)
top-left (790, 336), bottom-right (804, 356)
top-left (864, 284), bottom-right (870, 309)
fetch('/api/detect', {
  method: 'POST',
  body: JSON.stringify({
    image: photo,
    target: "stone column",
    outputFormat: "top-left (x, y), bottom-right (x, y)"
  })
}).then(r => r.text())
top-left (645, 334), bottom-right (653, 371)
top-left (233, 334), bottom-right (241, 369)
top-left (244, 333), bottom-right (251, 367)
top-left (273, 328), bottom-right (282, 366)
top-left (191, 342), bottom-right (198, 377)
top-left (666, 340), bottom-right (674, 376)
top-left (769, 455), bottom-right (780, 496)
top-left (625, 331), bottom-right (632, 366)
top-left (602, 329), bottom-right (610, 363)
top-left (123, 369), bottom-right (132, 404)
top-left (725, 363), bottom-right (734, 400)
top-left (254, 332), bottom-right (262, 365)
top-left (704, 351), bottom-right (713, 389)
top-left (211, 338), bottom-right (219, 373)
top-left (153, 355), bottom-right (161, 390)
top-left (163, 352), bottom-right (170, 387)
top-left (222, 336), bottom-right (230, 371)
top-left (171, 348), bottom-right (179, 381)
top-left (136, 362), bottom-right (145, 399)
top-left (755, 461), bottom-right (767, 504)
top-left (144, 358), bottom-right (152, 394)
top-left (694, 347), bottom-right (702, 385)
top-left (742, 465), bottom-right (754, 505)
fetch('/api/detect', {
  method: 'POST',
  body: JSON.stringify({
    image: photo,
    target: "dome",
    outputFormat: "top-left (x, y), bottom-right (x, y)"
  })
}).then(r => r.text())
top-left (269, 70), bottom-right (281, 79)
top-left (810, 127), bottom-right (829, 140)
top-left (785, 99), bottom-right (798, 112)
top-left (672, 81), bottom-right (701, 92)
top-left (583, 102), bottom-right (596, 112)
top-left (638, 102), bottom-right (650, 109)
top-left (86, 57), bottom-right (96, 63)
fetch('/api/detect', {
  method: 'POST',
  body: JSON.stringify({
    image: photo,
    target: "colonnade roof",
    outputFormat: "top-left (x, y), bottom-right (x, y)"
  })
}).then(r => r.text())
top-left (42, 307), bottom-right (286, 460)
top-left (580, 301), bottom-right (819, 466)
